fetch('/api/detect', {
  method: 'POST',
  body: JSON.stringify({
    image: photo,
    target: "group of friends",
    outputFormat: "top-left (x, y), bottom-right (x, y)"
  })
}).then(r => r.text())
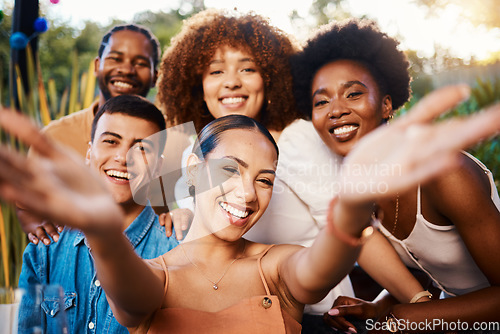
top-left (0, 7), bottom-right (499, 334)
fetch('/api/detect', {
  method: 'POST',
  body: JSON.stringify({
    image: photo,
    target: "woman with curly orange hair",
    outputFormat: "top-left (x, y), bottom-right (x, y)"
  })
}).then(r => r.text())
top-left (157, 8), bottom-right (300, 134)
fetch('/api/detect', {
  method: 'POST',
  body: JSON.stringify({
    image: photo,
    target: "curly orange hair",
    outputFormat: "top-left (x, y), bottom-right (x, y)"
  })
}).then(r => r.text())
top-left (157, 9), bottom-right (301, 133)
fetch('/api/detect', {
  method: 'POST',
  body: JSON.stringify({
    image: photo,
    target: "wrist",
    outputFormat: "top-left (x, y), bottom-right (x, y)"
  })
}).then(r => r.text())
top-left (409, 290), bottom-right (432, 303)
top-left (326, 197), bottom-right (375, 247)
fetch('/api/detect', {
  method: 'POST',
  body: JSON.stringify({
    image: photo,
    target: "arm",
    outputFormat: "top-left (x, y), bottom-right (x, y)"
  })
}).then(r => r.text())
top-left (16, 206), bottom-right (63, 245)
top-left (357, 231), bottom-right (426, 303)
top-left (0, 109), bottom-right (165, 327)
top-left (327, 151), bottom-right (500, 332)
top-left (273, 85), bottom-right (500, 306)
top-left (390, 153), bottom-right (500, 325)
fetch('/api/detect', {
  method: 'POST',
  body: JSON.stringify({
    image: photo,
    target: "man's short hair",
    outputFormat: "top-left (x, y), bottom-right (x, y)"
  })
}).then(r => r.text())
top-left (91, 95), bottom-right (166, 155)
top-left (98, 24), bottom-right (161, 69)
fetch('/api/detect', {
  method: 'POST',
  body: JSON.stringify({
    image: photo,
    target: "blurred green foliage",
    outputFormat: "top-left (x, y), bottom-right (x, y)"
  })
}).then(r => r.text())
top-left (401, 76), bottom-right (500, 193)
top-left (443, 77), bottom-right (500, 191)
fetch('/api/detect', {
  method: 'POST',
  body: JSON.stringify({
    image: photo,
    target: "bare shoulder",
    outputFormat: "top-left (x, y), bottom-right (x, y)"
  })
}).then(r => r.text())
top-left (423, 152), bottom-right (499, 229)
top-left (425, 152), bottom-right (492, 199)
top-left (244, 240), bottom-right (304, 261)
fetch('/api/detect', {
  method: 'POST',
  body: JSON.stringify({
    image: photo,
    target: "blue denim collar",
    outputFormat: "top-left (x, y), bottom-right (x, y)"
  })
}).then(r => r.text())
top-left (72, 203), bottom-right (155, 248)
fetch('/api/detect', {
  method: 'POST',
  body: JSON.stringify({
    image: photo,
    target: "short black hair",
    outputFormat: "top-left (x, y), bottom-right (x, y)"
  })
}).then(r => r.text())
top-left (292, 18), bottom-right (411, 119)
top-left (98, 24), bottom-right (161, 69)
top-left (91, 95), bottom-right (166, 155)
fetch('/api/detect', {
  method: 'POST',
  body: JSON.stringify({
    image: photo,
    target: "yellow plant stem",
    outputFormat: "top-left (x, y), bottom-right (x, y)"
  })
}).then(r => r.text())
top-left (0, 205), bottom-right (10, 287)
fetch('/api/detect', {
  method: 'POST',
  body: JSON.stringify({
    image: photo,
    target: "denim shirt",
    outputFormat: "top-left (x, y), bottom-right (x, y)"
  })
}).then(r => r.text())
top-left (18, 205), bottom-right (179, 334)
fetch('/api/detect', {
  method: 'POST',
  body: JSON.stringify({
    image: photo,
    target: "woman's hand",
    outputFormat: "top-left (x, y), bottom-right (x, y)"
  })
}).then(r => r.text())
top-left (325, 296), bottom-right (386, 333)
top-left (159, 208), bottom-right (193, 240)
top-left (0, 108), bottom-right (123, 235)
top-left (339, 85), bottom-right (500, 204)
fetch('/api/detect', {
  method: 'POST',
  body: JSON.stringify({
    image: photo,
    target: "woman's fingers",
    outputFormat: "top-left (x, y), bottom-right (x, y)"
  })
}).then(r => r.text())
top-left (340, 94), bottom-right (500, 204)
top-left (397, 84), bottom-right (470, 126)
top-left (322, 312), bottom-right (354, 332)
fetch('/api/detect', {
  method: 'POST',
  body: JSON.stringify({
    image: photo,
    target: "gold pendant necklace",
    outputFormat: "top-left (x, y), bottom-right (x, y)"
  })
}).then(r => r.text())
top-left (391, 194), bottom-right (400, 235)
top-left (180, 241), bottom-right (246, 290)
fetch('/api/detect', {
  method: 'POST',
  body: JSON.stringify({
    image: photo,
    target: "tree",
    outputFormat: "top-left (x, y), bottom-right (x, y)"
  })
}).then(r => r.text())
top-left (0, 3), bottom-right (13, 105)
top-left (37, 20), bottom-right (78, 96)
top-left (132, 10), bottom-right (186, 50)
top-left (415, 0), bottom-right (500, 29)
top-left (309, 0), bottom-right (353, 26)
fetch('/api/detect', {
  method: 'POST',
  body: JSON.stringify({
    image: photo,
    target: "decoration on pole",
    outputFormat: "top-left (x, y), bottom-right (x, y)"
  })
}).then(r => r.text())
top-left (34, 17), bottom-right (49, 33)
top-left (9, 18), bottom-right (49, 49)
top-left (10, 32), bottom-right (29, 49)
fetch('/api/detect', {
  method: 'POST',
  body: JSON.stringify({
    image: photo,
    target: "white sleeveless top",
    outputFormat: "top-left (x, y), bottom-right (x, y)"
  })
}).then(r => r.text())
top-left (379, 152), bottom-right (500, 297)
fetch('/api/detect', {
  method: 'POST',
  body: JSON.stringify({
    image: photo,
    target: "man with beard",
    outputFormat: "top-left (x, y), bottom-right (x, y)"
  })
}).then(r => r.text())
top-left (41, 24), bottom-right (161, 157)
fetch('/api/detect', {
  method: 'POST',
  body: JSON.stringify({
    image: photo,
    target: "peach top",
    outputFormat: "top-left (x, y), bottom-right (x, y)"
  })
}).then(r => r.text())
top-left (139, 244), bottom-right (301, 334)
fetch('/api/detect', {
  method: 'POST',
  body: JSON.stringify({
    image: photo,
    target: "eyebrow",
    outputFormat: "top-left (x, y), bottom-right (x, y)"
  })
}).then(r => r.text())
top-left (209, 57), bottom-right (256, 65)
top-left (312, 80), bottom-right (368, 98)
top-left (135, 138), bottom-right (155, 147)
top-left (100, 132), bottom-right (155, 147)
top-left (100, 131), bottom-right (122, 139)
top-left (106, 51), bottom-right (151, 63)
top-left (223, 155), bottom-right (276, 175)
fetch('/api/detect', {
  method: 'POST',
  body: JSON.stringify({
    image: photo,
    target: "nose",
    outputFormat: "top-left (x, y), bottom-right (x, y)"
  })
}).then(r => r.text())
top-left (234, 177), bottom-right (257, 204)
top-left (116, 60), bottom-right (136, 75)
top-left (328, 98), bottom-right (350, 119)
top-left (224, 71), bottom-right (242, 89)
top-left (114, 146), bottom-right (129, 165)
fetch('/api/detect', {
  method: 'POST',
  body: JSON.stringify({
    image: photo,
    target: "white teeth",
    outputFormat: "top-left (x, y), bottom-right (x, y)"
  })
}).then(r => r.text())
top-left (113, 81), bottom-right (133, 89)
top-left (333, 125), bottom-right (358, 135)
top-left (219, 202), bottom-right (249, 219)
top-left (106, 170), bottom-right (131, 180)
top-left (221, 97), bottom-right (245, 105)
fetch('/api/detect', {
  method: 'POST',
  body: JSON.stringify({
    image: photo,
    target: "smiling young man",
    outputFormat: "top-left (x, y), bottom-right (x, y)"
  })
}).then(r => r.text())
top-left (17, 95), bottom-right (179, 334)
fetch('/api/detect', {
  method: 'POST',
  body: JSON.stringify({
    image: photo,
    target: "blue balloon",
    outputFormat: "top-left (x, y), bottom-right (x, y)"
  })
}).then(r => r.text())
top-left (10, 32), bottom-right (29, 50)
top-left (34, 17), bottom-right (49, 33)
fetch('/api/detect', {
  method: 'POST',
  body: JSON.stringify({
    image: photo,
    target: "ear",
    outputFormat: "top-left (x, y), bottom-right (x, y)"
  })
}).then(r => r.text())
top-left (85, 141), bottom-right (92, 165)
top-left (151, 69), bottom-right (158, 88)
top-left (152, 154), bottom-right (164, 178)
top-left (381, 95), bottom-right (393, 120)
top-left (94, 57), bottom-right (100, 76)
top-left (186, 153), bottom-right (202, 185)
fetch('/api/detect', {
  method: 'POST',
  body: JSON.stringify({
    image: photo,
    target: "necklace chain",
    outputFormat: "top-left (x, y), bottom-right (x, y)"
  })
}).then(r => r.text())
top-left (180, 241), bottom-right (246, 291)
top-left (391, 194), bottom-right (400, 235)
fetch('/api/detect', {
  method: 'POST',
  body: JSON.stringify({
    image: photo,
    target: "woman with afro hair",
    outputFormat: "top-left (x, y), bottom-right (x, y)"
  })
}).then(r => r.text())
top-left (292, 18), bottom-right (500, 332)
